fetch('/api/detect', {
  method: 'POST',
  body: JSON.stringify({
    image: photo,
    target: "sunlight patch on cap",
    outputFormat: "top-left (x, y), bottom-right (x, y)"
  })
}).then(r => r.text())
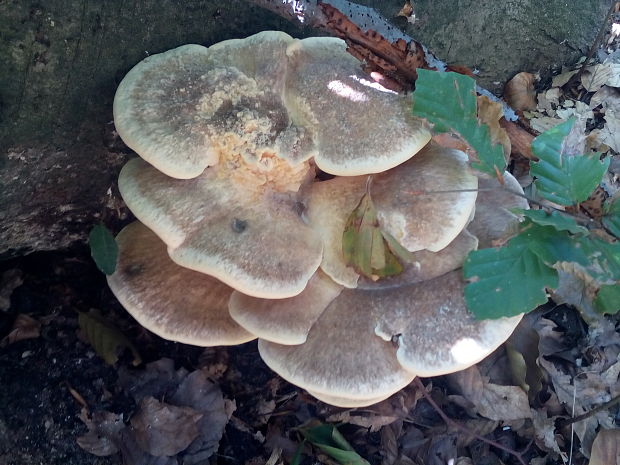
top-left (327, 80), bottom-right (369, 102)
top-left (450, 337), bottom-right (489, 364)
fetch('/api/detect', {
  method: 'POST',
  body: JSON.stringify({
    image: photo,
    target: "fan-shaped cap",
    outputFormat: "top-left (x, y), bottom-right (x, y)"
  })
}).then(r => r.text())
top-left (118, 158), bottom-right (323, 299)
top-left (305, 389), bottom-right (395, 408)
top-left (259, 271), bottom-right (521, 402)
top-left (228, 270), bottom-right (342, 345)
top-left (258, 287), bottom-right (416, 400)
top-left (107, 222), bottom-right (254, 346)
top-left (468, 172), bottom-right (529, 248)
top-left (284, 37), bottom-right (431, 175)
top-left (113, 32), bottom-right (315, 179)
top-left (306, 144), bottom-right (478, 287)
top-left (373, 271), bottom-right (523, 376)
top-left (371, 144), bottom-right (478, 252)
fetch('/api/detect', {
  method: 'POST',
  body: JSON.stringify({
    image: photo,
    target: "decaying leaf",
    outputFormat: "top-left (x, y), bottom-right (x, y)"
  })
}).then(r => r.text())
top-left (170, 369), bottom-right (231, 463)
top-left (552, 69), bottom-right (579, 87)
top-left (78, 309), bottom-right (141, 366)
top-left (477, 95), bottom-right (511, 160)
top-left (594, 111), bottom-right (620, 153)
top-left (581, 64), bottom-right (613, 92)
top-left (77, 409), bottom-right (124, 457)
top-left (503, 72), bottom-right (537, 111)
top-left (529, 115), bottom-right (566, 133)
top-left (343, 180), bottom-right (412, 280)
top-left (588, 428), bottom-right (620, 465)
top-left (79, 361), bottom-right (230, 464)
top-left (0, 314), bottom-right (41, 347)
top-left (505, 317), bottom-right (544, 402)
top-left (447, 366), bottom-right (531, 421)
top-left (530, 408), bottom-right (562, 454)
top-left (130, 396), bottom-right (203, 456)
top-left (589, 86), bottom-right (620, 112)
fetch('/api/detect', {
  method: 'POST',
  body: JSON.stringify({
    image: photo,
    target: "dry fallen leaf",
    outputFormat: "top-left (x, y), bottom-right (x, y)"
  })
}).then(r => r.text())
top-left (596, 111), bottom-right (620, 153)
top-left (130, 396), bottom-right (203, 456)
top-left (529, 115), bottom-right (566, 133)
top-left (77, 409), bottom-right (124, 457)
top-left (167, 369), bottom-right (231, 462)
top-left (589, 86), bottom-right (620, 112)
top-left (505, 317), bottom-right (544, 402)
top-left (552, 69), bottom-right (579, 87)
top-left (447, 366), bottom-right (531, 421)
top-left (588, 428), bottom-right (620, 465)
top-left (503, 72), bottom-right (537, 111)
top-left (605, 63), bottom-right (620, 87)
top-left (0, 314), bottom-right (41, 347)
top-left (581, 64), bottom-right (613, 92)
top-left (530, 407), bottom-right (562, 454)
top-left (81, 360), bottom-right (230, 464)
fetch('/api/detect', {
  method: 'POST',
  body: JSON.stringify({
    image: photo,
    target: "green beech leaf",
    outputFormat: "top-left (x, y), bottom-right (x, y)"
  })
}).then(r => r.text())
top-left (78, 310), bottom-right (141, 366)
top-left (577, 238), bottom-right (620, 282)
top-left (412, 69), bottom-right (506, 175)
top-left (510, 222), bottom-right (619, 283)
top-left (593, 284), bottom-right (620, 314)
top-left (530, 118), bottom-right (609, 206)
top-left (602, 197), bottom-right (620, 239)
top-left (463, 231), bottom-right (558, 319)
top-left (521, 222), bottom-right (591, 267)
top-left (343, 186), bottom-right (411, 280)
top-left (89, 224), bottom-right (119, 275)
top-left (300, 423), bottom-right (370, 465)
top-left (517, 209), bottom-right (588, 234)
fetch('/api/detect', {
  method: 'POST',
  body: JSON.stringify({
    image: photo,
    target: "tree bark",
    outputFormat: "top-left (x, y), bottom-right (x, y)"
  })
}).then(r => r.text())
top-left (0, 0), bottom-right (610, 258)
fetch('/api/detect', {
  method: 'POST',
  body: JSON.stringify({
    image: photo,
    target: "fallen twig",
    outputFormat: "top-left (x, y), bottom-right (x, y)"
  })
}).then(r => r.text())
top-left (559, 393), bottom-right (620, 428)
top-left (413, 377), bottom-right (531, 465)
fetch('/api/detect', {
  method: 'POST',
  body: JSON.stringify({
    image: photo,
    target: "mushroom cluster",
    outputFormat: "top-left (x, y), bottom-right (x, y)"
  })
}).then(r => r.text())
top-left (109, 31), bottom-right (526, 407)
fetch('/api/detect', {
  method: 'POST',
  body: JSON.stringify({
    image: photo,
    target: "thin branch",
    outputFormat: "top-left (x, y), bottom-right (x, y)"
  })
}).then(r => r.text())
top-left (558, 393), bottom-right (620, 428)
top-left (564, 1), bottom-right (618, 89)
top-left (413, 377), bottom-right (530, 465)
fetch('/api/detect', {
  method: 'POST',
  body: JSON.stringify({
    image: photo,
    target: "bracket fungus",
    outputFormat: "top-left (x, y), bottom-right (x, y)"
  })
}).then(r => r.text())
top-left (109, 31), bottom-right (526, 408)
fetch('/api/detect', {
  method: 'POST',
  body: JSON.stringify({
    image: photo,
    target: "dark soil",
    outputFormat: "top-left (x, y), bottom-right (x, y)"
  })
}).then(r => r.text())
top-left (0, 247), bottom-right (287, 465)
top-left (0, 245), bottom-right (612, 465)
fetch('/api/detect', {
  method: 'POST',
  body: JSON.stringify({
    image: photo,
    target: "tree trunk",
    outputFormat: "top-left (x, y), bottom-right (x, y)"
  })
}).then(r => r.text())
top-left (0, 0), bottom-right (609, 258)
